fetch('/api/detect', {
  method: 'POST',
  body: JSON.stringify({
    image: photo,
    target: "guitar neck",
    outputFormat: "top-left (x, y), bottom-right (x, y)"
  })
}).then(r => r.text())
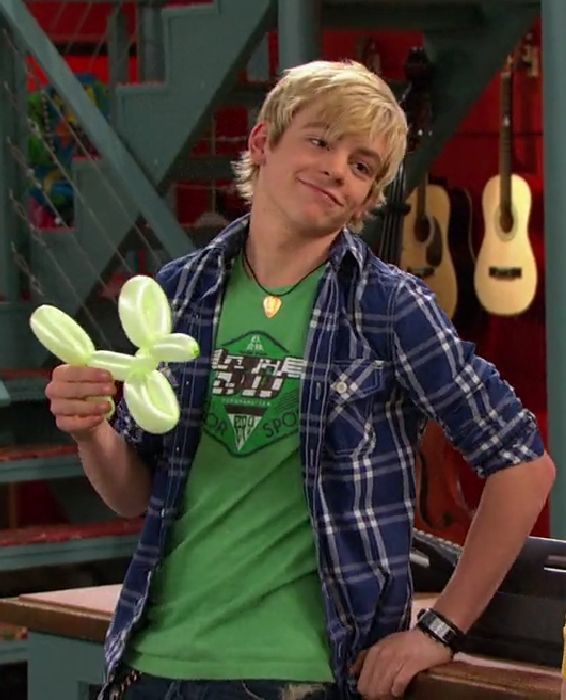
top-left (499, 69), bottom-right (513, 213)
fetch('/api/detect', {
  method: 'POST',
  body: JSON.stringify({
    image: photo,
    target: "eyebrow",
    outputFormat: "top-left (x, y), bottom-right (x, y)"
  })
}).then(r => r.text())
top-left (301, 122), bottom-right (382, 167)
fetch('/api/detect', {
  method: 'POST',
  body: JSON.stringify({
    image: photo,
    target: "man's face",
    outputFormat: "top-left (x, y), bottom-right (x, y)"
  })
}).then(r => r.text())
top-left (249, 101), bottom-right (388, 238)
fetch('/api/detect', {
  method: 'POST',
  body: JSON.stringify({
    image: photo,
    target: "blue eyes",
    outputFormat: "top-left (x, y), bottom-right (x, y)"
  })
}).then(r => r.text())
top-left (308, 138), bottom-right (372, 177)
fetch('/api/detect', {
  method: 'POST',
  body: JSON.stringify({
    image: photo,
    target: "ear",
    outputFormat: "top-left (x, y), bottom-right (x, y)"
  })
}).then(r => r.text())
top-left (248, 122), bottom-right (269, 166)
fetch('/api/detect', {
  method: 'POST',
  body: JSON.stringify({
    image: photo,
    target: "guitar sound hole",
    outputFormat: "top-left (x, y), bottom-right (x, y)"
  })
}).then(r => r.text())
top-left (415, 216), bottom-right (430, 242)
top-left (488, 267), bottom-right (522, 280)
top-left (408, 266), bottom-right (435, 280)
top-left (499, 209), bottom-right (514, 234)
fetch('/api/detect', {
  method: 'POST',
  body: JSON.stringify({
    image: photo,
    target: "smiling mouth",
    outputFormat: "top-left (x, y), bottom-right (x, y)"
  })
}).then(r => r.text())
top-left (298, 179), bottom-right (342, 206)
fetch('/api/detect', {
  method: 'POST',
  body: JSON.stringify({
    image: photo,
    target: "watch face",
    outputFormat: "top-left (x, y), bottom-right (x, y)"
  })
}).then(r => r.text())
top-left (418, 609), bottom-right (461, 651)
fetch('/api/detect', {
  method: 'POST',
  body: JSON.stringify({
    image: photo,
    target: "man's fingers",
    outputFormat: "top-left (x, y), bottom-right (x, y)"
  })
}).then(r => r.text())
top-left (52, 364), bottom-right (113, 384)
top-left (46, 380), bottom-right (116, 400)
top-left (50, 398), bottom-right (111, 417)
top-left (56, 414), bottom-right (105, 433)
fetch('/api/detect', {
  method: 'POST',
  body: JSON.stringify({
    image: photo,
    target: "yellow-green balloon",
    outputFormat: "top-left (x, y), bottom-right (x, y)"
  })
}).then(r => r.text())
top-left (29, 275), bottom-right (199, 434)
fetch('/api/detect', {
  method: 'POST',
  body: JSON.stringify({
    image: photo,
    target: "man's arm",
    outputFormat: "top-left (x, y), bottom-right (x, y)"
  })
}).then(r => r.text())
top-left (76, 420), bottom-right (154, 518)
top-left (354, 277), bottom-right (554, 698)
top-left (354, 453), bottom-right (555, 699)
top-left (434, 452), bottom-right (555, 631)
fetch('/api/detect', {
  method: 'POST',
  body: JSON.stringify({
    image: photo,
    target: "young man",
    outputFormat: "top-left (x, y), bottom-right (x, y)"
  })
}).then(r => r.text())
top-left (46, 60), bottom-right (555, 700)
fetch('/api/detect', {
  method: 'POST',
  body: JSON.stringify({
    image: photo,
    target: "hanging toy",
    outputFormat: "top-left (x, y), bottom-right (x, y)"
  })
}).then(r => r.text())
top-left (29, 275), bottom-right (199, 434)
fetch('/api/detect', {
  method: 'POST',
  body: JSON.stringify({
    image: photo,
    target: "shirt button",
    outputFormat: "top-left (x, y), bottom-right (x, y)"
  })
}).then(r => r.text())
top-left (335, 380), bottom-right (348, 395)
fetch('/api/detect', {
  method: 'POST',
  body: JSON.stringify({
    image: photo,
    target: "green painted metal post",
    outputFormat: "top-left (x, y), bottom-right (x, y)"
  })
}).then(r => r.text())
top-left (542, 0), bottom-right (566, 538)
top-left (107, 5), bottom-right (130, 125)
top-left (277, 0), bottom-right (321, 71)
top-left (138, 1), bottom-right (165, 81)
top-left (28, 633), bottom-right (104, 700)
top-left (0, 18), bottom-right (26, 301)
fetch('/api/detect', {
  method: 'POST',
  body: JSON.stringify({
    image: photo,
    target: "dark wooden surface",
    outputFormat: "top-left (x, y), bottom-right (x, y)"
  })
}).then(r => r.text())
top-left (0, 587), bottom-right (562, 698)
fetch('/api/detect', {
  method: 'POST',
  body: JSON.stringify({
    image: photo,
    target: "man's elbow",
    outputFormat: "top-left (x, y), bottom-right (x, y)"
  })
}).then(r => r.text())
top-left (530, 452), bottom-right (556, 503)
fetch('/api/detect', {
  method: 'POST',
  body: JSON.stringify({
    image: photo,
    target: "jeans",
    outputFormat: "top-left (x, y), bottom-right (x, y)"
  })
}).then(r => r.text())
top-left (107, 667), bottom-right (341, 700)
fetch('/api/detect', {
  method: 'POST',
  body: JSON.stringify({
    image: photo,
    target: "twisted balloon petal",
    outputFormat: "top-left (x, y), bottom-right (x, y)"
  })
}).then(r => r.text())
top-left (89, 351), bottom-right (136, 382)
top-left (119, 275), bottom-right (171, 348)
top-left (124, 370), bottom-right (180, 434)
top-left (29, 305), bottom-right (94, 365)
top-left (151, 334), bottom-right (200, 363)
top-left (29, 275), bottom-right (200, 435)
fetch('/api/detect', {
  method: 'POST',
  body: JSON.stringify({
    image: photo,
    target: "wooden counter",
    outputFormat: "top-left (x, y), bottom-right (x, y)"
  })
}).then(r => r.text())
top-left (0, 587), bottom-right (562, 699)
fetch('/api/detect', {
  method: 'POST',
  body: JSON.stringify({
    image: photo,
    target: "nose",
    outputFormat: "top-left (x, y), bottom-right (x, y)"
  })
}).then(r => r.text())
top-left (321, 148), bottom-right (347, 182)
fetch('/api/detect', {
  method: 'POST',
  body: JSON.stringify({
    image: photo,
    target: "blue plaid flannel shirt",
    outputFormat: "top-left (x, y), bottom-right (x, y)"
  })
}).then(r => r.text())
top-left (102, 214), bottom-right (544, 698)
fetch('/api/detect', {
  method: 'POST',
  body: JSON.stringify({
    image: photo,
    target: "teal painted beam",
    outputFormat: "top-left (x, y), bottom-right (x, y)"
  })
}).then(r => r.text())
top-left (278, 0), bottom-right (322, 70)
top-left (0, 638), bottom-right (27, 666)
top-left (0, 301), bottom-right (41, 367)
top-left (107, 5), bottom-right (129, 125)
top-left (0, 0), bottom-right (189, 261)
top-left (1, 373), bottom-right (47, 402)
top-left (0, 454), bottom-right (82, 484)
top-left (0, 533), bottom-right (138, 571)
top-left (138, 2), bottom-right (166, 81)
top-left (0, 17), bottom-right (26, 302)
top-left (542, 0), bottom-right (566, 538)
top-left (28, 634), bottom-right (104, 700)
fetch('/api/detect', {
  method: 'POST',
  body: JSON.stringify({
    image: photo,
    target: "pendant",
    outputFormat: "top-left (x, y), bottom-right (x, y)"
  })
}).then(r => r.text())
top-left (263, 295), bottom-right (282, 318)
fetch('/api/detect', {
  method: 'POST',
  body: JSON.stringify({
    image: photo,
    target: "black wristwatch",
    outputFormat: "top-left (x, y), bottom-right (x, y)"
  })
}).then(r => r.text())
top-left (416, 607), bottom-right (465, 653)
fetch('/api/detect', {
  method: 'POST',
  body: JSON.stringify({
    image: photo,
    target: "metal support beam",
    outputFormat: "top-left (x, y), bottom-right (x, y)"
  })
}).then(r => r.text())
top-left (0, 0), bottom-right (189, 260)
top-left (278, 0), bottom-right (321, 71)
top-left (107, 5), bottom-right (130, 125)
top-left (542, 0), bottom-right (566, 538)
top-left (0, 17), bottom-right (26, 301)
top-left (138, 1), bottom-right (166, 81)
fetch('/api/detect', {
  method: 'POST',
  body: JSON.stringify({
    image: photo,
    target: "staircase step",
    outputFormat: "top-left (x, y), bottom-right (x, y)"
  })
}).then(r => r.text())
top-left (0, 444), bottom-right (81, 484)
top-left (0, 519), bottom-right (142, 572)
top-left (116, 0), bottom-right (275, 183)
top-left (0, 369), bottom-right (50, 404)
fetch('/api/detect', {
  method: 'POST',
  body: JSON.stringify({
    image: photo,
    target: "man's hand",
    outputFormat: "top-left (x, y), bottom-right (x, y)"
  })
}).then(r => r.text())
top-left (350, 628), bottom-right (453, 699)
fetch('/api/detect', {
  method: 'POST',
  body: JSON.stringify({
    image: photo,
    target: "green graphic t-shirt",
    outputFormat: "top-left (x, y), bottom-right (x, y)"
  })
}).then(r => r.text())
top-left (127, 254), bottom-right (332, 682)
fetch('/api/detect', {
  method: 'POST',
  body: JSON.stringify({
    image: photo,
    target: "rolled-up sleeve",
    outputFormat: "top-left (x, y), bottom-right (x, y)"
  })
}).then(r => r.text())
top-left (390, 276), bottom-right (545, 477)
top-left (112, 397), bottom-right (163, 473)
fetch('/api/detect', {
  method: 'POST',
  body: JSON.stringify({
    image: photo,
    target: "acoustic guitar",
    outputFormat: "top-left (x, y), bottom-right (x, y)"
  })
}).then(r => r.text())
top-left (400, 173), bottom-right (458, 318)
top-left (474, 54), bottom-right (537, 316)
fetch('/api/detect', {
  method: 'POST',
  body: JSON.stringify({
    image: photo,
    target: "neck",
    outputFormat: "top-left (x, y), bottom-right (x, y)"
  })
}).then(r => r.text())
top-left (245, 198), bottom-right (339, 288)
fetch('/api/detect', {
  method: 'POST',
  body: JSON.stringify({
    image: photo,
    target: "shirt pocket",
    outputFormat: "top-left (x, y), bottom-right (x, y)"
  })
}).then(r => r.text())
top-left (325, 358), bottom-right (392, 456)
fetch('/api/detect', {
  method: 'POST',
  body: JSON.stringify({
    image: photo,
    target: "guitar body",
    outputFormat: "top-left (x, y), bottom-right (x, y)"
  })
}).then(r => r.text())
top-left (475, 173), bottom-right (537, 316)
top-left (400, 183), bottom-right (458, 318)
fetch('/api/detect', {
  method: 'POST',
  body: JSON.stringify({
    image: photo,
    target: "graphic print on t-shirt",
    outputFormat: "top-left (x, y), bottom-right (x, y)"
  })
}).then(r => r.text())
top-left (203, 331), bottom-right (305, 457)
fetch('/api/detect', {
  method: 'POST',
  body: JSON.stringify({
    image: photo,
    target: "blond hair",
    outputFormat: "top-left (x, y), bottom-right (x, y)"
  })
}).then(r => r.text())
top-left (232, 60), bottom-right (407, 232)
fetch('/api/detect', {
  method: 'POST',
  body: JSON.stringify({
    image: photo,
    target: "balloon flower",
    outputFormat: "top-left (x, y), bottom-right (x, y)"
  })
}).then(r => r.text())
top-left (29, 275), bottom-right (199, 434)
